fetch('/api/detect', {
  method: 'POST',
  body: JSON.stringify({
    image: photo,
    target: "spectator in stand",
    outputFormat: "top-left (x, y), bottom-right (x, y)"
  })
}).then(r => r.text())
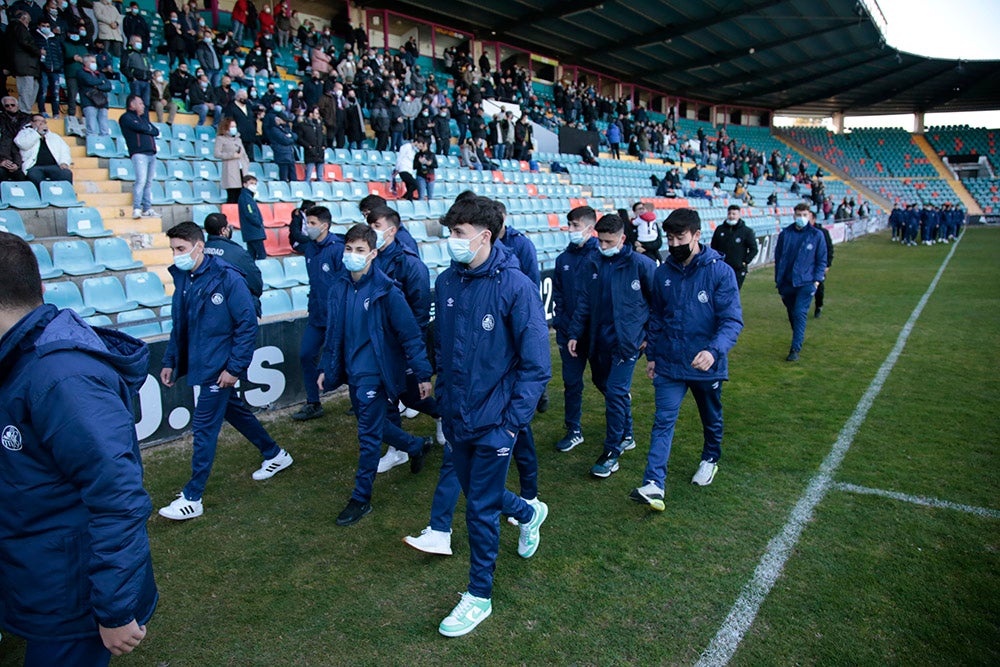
top-left (774, 203), bottom-right (827, 362)
top-left (224, 88), bottom-right (257, 157)
top-left (10, 11), bottom-right (41, 115)
top-left (344, 89), bottom-right (365, 150)
top-left (413, 137), bottom-right (437, 201)
top-left (238, 174), bottom-right (266, 259)
top-left (123, 2), bottom-right (149, 49)
top-left (76, 55), bottom-right (111, 136)
top-left (394, 138), bottom-right (418, 200)
top-left (15, 114), bottom-right (73, 186)
top-left (514, 114), bottom-right (532, 161)
top-left (256, 3), bottom-right (274, 44)
top-left (188, 74), bottom-right (216, 127)
top-left (337, 53), bottom-right (357, 84)
top-left (122, 34), bottom-right (152, 108)
top-left (630, 202), bottom-right (661, 259)
top-left (296, 105), bottom-right (324, 182)
top-left (267, 110), bottom-right (298, 182)
top-left (606, 118), bottom-right (622, 160)
top-left (460, 136), bottom-right (482, 171)
top-left (168, 61), bottom-right (193, 107)
top-left (195, 28), bottom-right (222, 86)
top-left (274, 0), bottom-right (290, 49)
top-left (318, 84), bottom-right (343, 148)
top-left (369, 88), bottom-right (391, 151)
top-left (165, 12), bottom-right (187, 67)
top-left (0, 99), bottom-right (30, 184)
top-left (231, 0), bottom-right (249, 44)
top-left (149, 69), bottom-right (177, 125)
top-left (433, 106), bottom-right (451, 156)
top-left (710, 205), bottom-right (759, 290)
top-left (203, 212), bottom-right (263, 317)
top-left (214, 75), bottom-right (236, 125)
top-left (34, 16), bottom-right (63, 119)
top-left (215, 31), bottom-right (240, 58)
top-left (93, 0), bottom-right (123, 58)
top-left (63, 26), bottom-right (90, 120)
top-left (215, 117), bottom-right (250, 203)
top-left (119, 94), bottom-right (159, 219)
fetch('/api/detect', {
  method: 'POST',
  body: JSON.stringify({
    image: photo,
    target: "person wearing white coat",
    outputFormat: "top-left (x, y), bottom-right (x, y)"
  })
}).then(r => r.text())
top-left (15, 115), bottom-right (73, 187)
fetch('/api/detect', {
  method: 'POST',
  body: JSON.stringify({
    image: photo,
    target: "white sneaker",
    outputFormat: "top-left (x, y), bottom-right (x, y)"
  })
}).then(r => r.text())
top-left (691, 460), bottom-right (718, 486)
top-left (435, 418), bottom-right (447, 445)
top-left (158, 493), bottom-right (203, 520)
top-left (377, 446), bottom-right (409, 473)
top-left (132, 208), bottom-right (142, 219)
top-left (141, 208), bottom-right (159, 218)
top-left (252, 449), bottom-right (293, 480)
top-left (403, 526), bottom-right (452, 555)
top-left (403, 406), bottom-right (419, 419)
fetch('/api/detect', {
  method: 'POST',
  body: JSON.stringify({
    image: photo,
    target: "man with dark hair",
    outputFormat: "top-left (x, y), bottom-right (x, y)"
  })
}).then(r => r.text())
top-left (357, 194), bottom-right (419, 254)
top-left (553, 205), bottom-right (599, 452)
top-left (0, 231), bottom-right (157, 663)
top-left (318, 223), bottom-right (433, 526)
top-left (367, 205), bottom-right (445, 471)
top-left (203, 212), bottom-right (264, 317)
top-left (567, 213), bottom-right (656, 478)
top-left (406, 196), bottom-right (550, 637)
top-left (810, 210), bottom-right (833, 318)
top-left (287, 205), bottom-right (345, 421)
top-left (119, 94), bottom-right (159, 219)
top-left (158, 222), bottom-right (293, 521)
top-left (710, 204), bottom-right (759, 290)
top-left (775, 203), bottom-right (827, 362)
top-left (238, 174), bottom-right (267, 260)
top-left (10, 10), bottom-right (41, 114)
top-left (631, 209), bottom-right (743, 509)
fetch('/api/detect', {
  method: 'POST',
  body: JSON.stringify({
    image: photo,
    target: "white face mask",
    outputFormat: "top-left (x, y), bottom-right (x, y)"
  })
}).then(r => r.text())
top-left (247, 183), bottom-right (258, 194)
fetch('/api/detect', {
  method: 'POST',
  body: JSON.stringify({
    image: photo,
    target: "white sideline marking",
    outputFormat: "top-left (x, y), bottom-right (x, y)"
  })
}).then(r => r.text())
top-left (695, 234), bottom-right (965, 667)
top-left (833, 482), bottom-right (1000, 519)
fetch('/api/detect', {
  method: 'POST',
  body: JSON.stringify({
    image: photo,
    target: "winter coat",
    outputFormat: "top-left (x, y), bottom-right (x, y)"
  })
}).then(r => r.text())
top-left (373, 239), bottom-right (431, 335)
top-left (266, 122), bottom-right (298, 165)
top-left (76, 69), bottom-right (112, 109)
top-left (9, 21), bottom-right (41, 77)
top-left (204, 234), bottom-right (263, 317)
top-left (552, 237), bottom-right (598, 345)
top-left (119, 110), bottom-right (159, 156)
top-left (238, 187), bottom-right (265, 242)
top-left (710, 218), bottom-right (759, 277)
top-left (213, 134), bottom-right (250, 189)
top-left (497, 225), bottom-right (540, 287)
top-left (774, 223), bottom-right (827, 292)
top-left (295, 118), bottom-right (325, 164)
top-left (93, 1), bottom-right (124, 44)
top-left (288, 226), bottom-right (345, 328)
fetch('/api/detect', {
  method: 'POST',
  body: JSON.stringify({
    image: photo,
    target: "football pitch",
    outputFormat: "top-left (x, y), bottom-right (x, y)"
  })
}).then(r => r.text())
top-left (2, 227), bottom-right (997, 666)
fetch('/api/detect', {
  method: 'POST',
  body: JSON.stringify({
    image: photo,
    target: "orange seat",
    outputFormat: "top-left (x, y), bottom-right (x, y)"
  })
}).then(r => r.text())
top-left (263, 227), bottom-right (293, 256)
top-left (271, 202), bottom-right (295, 227)
top-left (222, 203), bottom-right (240, 228)
top-left (323, 164), bottom-right (343, 182)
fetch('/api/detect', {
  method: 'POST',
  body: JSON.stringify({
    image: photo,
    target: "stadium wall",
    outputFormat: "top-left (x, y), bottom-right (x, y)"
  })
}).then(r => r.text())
top-left (135, 218), bottom-right (885, 447)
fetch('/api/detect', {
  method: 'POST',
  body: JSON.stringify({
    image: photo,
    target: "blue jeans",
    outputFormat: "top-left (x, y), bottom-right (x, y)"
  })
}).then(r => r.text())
top-left (780, 284), bottom-right (815, 353)
top-left (559, 342), bottom-right (588, 432)
top-left (130, 79), bottom-right (151, 109)
top-left (391, 130), bottom-right (403, 151)
top-left (183, 383), bottom-right (281, 501)
top-left (449, 437), bottom-right (534, 599)
top-left (131, 153), bottom-right (156, 211)
top-left (277, 162), bottom-right (296, 181)
top-left (415, 175), bottom-right (434, 200)
top-left (304, 163), bottom-right (321, 181)
top-left (493, 143), bottom-right (505, 160)
top-left (38, 70), bottom-right (60, 115)
top-left (299, 323), bottom-right (324, 403)
top-left (83, 105), bottom-right (110, 136)
top-left (590, 350), bottom-right (636, 453)
top-left (642, 375), bottom-right (724, 488)
top-left (192, 103), bottom-right (213, 126)
top-left (349, 382), bottom-right (424, 503)
top-left (24, 634), bottom-right (110, 667)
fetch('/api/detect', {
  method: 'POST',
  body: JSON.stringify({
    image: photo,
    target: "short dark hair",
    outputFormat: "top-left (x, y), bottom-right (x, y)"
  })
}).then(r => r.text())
top-left (632, 201), bottom-right (645, 212)
top-left (367, 206), bottom-right (400, 228)
top-left (567, 206), bottom-right (596, 225)
top-left (793, 202), bottom-right (811, 213)
top-left (0, 232), bottom-right (43, 310)
top-left (727, 204), bottom-right (741, 212)
top-left (126, 94), bottom-right (142, 109)
top-left (663, 208), bottom-right (700, 236)
top-left (166, 221), bottom-right (205, 245)
top-left (299, 199), bottom-right (316, 212)
top-left (594, 213), bottom-right (624, 235)
top-left (344, 223), bottom-right (376, 250)
top-left (441, 195), bottom-right (502, 239)
top-left (306, 205), bottom-right (332, 225)
top-left (204, 213), bottom-right (229, 236)
top-left (358, 194), bottom-right (386, 214)
top-left (242, 174), bottom-right (257, 185)
top-left (454, 189), bottom-right (478, 203)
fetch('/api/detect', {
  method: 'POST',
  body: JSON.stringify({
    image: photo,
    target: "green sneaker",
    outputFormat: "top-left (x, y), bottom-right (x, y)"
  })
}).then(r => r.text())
top-left (517, 499), bottom-right (549, 558)
top-left (439, 592), bottom-right (492, 637)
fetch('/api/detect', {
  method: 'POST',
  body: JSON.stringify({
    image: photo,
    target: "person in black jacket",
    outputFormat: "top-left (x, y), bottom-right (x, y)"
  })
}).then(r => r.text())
top-left (811, 213), bottom-right (833, 318)
top-left (203, 213), bottom-right (264, 317)
top-left (296, 105), bottom-right (325, 182)
top-left (10, 10), bottom-right (42, 114)
top-left (710, 205), bottom-right (759, 290)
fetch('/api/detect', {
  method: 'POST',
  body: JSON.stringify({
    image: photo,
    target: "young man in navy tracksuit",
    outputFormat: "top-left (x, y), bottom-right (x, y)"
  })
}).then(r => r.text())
top-left (365, 206), bottom-right (445, 473)
top-left (567, 213), bottom-right (657, 478)
top-left (158, 222), bottom-right (293, 521)
top-left (0, 232), bottom-right (157, 665)
top-left (288, 205), bottom-right (345, 421)
top-left (203, 212), bottom-right (264, 318)
top-left (774, 203), bottom-right (827, 362)
top-left (552, 205), bottom-right (600, 452)
top-left (318, 224), bottom-right (433, 526)
top-left (419, 195), bottom-right (551, 637)
top-left (359, 194), bottom-right (420, 254)
top-left (631, 209), bottom-right (744, 509)
top-left (239, 174), bottom-right (267, 260)
top-left (902, 203), bottom-right (920, 246)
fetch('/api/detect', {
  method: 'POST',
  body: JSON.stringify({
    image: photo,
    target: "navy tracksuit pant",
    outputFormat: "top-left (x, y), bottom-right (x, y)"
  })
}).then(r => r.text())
top-left (299, 322), bottom-right (325, 404)
top-left (350, 382), bottom-right (425, 503)
top-left (184, 383), bottom-right (281, 501)
top-left (449, 437), bottom-right (534, 599)
top-left (559, 343), bottom-right (588, 433)
top-left (590, 349), bottom-right (636, 454)
top-left (780, 284), bottom-right (816, 353)
top-left (643, 376), bottom-right (724, 487)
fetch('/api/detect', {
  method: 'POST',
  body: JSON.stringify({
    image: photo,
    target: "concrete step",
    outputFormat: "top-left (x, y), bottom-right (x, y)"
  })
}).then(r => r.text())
top-left (76, 180), bottom-right (128, 194)
top-left (74, 167), bottom-right (111, 181)
top-left (74, 156), bottom-right (101, 169)
top-left (134, 247), bottom-right (173, 266)
top-left (82, 192), bottom-right (133, 207)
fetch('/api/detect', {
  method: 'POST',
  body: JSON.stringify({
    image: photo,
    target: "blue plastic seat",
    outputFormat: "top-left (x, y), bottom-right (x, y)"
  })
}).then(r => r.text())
top-left (52, 240), bottom-right (106, 275)
top-left (84, 314), bottom-right (113, 327)
top-left (93, 237), bottom-right (143, 271)
top-left (154, 138), bottom-right (176, 159)
top-left (172, 140), bottom-right (195, 159)
top-left (44, 281), bottom-right (95, 316)
top-left (283, 256), bottom-right (309, 284)
top-left (194, 126), bottom-right (216, 142)
top-left (412, 200), bottom-right (431, 219)
top-left (171, 125), bottom-right (195, 142)
top-left (162, 180), bottom-right (201, 205)
top-left (328, 181), bottom-right (349, 200)
top-left (254, 144), bottom-right (275, 162)
top-left (148, 182), bottom-right (173, 207)
top-left (31, 243), bottom-right (63, 279)
top-left (40, 181), bottom-right (84, 208)
top-left (191, 204), bottom-right (220, 227)
top-left (259, 289), bottom-right (293, 317)
top-left (190, 180), bottom-right (227, 204)
top-left (1, 182), bottom-right (44, 208)
top-left (152, 122), bottom-right (172, 140)
top-left (109, 158), bottom-right (136, 180)
top-left (290, 285), bottom-right (309, 311)
top-left (124, 272), bottom-right (172, 307)
top-left (194, 140), bottom-right (216, 161)
top-left (83, 276), bottom-right (138, 314)
top-left (405, 221), bottom-right (429, 242)
top-left (86, 135), bottom-right (125, 158)
top-left (193, 161), bottom-right (221, 180)
top-left (259, 181), bottom-right (291, 203)
top-left (0, 210), bottom-right (34, 240)
top-left (166, 160), bottom-right (195, 181)
top-left (310, 181), bottom-right (333, 201)
top-left (288, 180), bottom-right (311, 201)
top-left (256, 258), bottom-right (299, 289)
top-left (116, 308), bottom-right (162, 338)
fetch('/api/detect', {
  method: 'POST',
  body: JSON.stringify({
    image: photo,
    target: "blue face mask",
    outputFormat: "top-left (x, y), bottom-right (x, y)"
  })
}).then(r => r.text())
top-left (173, 250), bottom-right (196, 271)
top-left (343, 250), bottom-right (371, 273)
top-left (447, 231), bottom-right (485, 264)
top-left (568, 226), bottom-right (592, 245)
top-left (794, 216), bottom-right (810, 228)
top-left (599, 243), bottom-right (621, 257)
top-left (374, 227), bottom-right (390, 249)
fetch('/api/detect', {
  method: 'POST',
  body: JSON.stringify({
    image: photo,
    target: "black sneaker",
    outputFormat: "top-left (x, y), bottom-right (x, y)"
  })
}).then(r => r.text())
top-left (291, 402), bottom-right (324, 421)
top-left (786, 349), bottom-right (799, 362)
top-left (336, 499), bottom-right (372, 526)
top-left (410, 437), bottom-right (432, 474)
top-left (555, 430), bottom-right (584, 452)
top-left (536, 390), bottom-right (550, 413)
top-left (814, 307), bottom-right (822, 318)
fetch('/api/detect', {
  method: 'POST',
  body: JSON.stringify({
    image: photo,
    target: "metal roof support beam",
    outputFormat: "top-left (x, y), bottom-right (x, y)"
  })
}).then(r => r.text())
top-left (846, 61), bottom-right (957, 111)
top-left (777, 59), bottom-right (927, 110)
top-left (694, 45), bottom-right (864, 91)
top-left (495, 0), bottom-right (609, 36)
top-left (736, 52), bottom-right (891, 99)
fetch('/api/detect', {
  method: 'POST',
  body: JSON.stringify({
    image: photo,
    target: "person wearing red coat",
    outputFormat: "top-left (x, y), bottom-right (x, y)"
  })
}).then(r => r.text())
top-left (257, 4), bottom-right (275, 40)
top-left (231, 0), bottom-right (248, 44)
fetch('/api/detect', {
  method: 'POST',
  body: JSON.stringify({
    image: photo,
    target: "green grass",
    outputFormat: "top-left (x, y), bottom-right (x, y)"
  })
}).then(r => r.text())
top-left (1, 229), bottom-right (997, 666)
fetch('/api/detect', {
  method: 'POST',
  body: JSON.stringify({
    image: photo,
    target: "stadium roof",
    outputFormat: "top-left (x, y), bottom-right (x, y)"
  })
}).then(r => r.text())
top-left (370, 0), bottom-right (1000, 116)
